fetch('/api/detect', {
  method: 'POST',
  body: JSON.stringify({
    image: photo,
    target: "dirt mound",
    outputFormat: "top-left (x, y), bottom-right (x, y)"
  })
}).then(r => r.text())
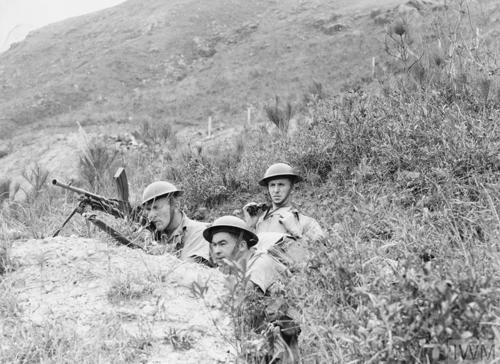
top-left (4, 237), bottom-right (233, 363)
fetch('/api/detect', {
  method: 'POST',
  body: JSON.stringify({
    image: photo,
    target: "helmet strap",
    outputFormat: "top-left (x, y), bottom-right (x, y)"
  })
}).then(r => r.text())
top-left (165, 196), bottom-right (181, 234)
top-left (232, 230), bottom-right (250, 262)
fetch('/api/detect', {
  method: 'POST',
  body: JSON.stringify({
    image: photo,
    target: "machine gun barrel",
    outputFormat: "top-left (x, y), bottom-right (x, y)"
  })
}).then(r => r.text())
top-left (52, 178), bottom-right (128, 219)
top-left (52, 179), bottom-right (105, 200)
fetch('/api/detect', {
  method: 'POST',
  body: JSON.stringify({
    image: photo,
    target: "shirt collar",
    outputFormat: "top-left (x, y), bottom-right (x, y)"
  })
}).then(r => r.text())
top-left (169, 211), bottom-right (188, 237)
top-left (263, 205), bottom-right (293, 220)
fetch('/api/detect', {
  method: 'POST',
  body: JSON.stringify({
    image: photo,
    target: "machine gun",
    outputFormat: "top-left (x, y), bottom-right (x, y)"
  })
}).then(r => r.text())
top-left (52, 168), bottom-right (144, 249)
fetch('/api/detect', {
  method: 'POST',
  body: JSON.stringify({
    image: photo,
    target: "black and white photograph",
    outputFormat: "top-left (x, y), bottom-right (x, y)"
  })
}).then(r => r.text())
top-left (1, 0), bottom-right (499, 362)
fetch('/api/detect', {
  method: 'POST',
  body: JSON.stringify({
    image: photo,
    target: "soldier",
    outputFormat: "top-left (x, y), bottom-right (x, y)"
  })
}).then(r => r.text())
top-left (203, 215), bottom-right (286, 293)
top-left (242, 163), bottom-right (325, 266)
top-left (203, 215), bottom-right (300, 363)
top-left (140, 181), bottom-right (211, 266)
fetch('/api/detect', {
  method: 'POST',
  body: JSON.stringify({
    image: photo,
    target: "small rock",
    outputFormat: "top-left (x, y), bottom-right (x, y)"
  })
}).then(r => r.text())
top-left (322, 23), bottom-right (348, 34)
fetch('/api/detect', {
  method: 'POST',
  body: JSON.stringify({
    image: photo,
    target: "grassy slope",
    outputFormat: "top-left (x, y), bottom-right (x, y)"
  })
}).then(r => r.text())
top-left (0, 0), bottom-right (405, 138)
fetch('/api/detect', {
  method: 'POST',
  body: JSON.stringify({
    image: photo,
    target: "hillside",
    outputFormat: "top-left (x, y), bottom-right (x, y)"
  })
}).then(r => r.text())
top-left (1, 0), bottom-right (416, 140)
top-left (0, 0), bottom-right (498, 198)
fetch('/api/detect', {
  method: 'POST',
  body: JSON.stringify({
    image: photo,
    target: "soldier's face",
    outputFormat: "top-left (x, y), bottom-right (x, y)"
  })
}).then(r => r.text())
top-left (210, 232), bottom-right (239, 266)
top-left (144, 197), bottom-right (172, 231)
top-left (268, 178), bottom-right (292, 206)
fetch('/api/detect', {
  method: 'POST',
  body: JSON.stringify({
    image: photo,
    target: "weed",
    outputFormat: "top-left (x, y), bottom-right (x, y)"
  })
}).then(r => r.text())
top-left (385, 18), bottom-right (413, 71)
top-left (0, 244), bottom-right (8, 275)
top-left (163, 328), bottom-right (195, 351)
top-left (264, 96), bottom-right (294, 133)
top-left (0, 313), bottom-right (147, 363)
top-left (107, 274), bottom-right (155, 303)
top-left (192, 259), bottom-right (298, 363)
top-left (0, 280), bottom-right (21, 318)
top-left (21, 163), bottom-right (49, 203)
top-left (0, 178), bottom-right (10, 205)
top-left (79, 140), bottom-right (119, 192)
top-left (138, 119), bottom-right (176, 147)
top-left (302, 81), bottom-right (327, 106)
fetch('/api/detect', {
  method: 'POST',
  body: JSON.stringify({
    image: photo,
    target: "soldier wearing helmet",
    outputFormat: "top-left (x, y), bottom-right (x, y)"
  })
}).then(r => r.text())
top-left (140, 181), bottom-right (211, 265)
top-left (203, 215), bottom-right (286, 293)
top-left (243, 163), bottom-right (325, 256)
top-left (203, 216), bottom-right (300, 362)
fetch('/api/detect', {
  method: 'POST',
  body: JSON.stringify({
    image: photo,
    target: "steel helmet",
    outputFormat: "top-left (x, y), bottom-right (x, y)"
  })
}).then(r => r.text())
top-left (142, 181), bottom-right (183, 205)
top-left (258, 163), bottom-right (303, 186)
top-left (203, 215), bottom-right (258, 247)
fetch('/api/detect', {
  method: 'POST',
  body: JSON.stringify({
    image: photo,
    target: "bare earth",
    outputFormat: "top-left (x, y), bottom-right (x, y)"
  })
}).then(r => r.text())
top-left (5, 237), bottom-right (231, 363)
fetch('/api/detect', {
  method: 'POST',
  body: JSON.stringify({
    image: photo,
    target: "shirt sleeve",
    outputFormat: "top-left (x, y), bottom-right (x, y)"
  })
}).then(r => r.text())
top-left (181, 222), bottom-right (211, 262)
top-left (301, 215), bottom-right (326, 243)
top-left (246, 253), bottom-right (286, 293)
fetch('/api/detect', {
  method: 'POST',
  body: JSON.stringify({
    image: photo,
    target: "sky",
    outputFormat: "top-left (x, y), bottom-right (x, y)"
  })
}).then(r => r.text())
top-left (0, 0), bottom-right (126, 52)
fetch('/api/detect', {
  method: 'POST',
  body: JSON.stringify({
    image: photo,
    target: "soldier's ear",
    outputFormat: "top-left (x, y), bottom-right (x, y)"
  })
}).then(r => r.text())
top-left (171, 196), bottom-right (181, 209)
top-left (238, 240), bottom-right (249, 253)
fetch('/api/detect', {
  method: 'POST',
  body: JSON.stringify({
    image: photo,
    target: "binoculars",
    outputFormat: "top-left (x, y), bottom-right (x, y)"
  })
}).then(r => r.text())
top-left (246, 203), bottom-right (269, 216)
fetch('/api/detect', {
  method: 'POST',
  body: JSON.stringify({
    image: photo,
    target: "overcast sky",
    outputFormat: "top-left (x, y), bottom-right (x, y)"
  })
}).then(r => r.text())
top-left (0, 0), bottom-right (125, 52)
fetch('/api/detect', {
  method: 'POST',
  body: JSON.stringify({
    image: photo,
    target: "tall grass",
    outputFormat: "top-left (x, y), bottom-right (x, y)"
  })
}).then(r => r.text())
top-left (0, 305), bottom-right (149, 363)
top-left (264, 96), bottom-right (294, 134)
top-left (0, 179), bottom-right (10, 205)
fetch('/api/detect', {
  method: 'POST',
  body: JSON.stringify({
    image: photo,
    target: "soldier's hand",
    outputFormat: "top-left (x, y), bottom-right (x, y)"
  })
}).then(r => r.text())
top-left (242, 202), bottom-right (260, 228)
top-left (279, 213), bottom-right (302, 238)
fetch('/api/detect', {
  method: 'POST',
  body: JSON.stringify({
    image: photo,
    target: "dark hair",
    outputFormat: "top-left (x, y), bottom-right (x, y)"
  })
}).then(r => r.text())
top-left (209, 227), bottom-right (255, 248)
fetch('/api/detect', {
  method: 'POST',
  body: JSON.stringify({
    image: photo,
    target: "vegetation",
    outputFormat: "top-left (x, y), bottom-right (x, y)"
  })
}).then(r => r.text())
top-left (107, 273), bottom-right (156, 303)
top-left (1, 1), bottom-right (500, 363)
top-left (264, 96), bottom-right (294, 134)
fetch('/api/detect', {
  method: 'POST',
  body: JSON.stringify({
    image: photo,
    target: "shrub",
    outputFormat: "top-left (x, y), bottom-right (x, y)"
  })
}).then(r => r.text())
top-left (138, 118), bottom-right (177, 147)
top-left (21, 163), bottom-right (49, 203)
top-left (293, 245), bottom-right (498, 363)
top-left (264, 96), bottom-right (294, 133)
top-left (79, 139), bottom-right (119, 193)
top-left (173, 145), bottom-right (243, 210)
top-left (302, 81), bottom-right (327, 106)
top-left (107, 274), bottom-right (155, 303)
top-left (0, 241), bottom-right (9, 275)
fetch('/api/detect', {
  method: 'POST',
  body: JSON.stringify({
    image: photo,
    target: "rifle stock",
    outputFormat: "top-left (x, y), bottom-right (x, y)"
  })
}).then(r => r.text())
top-left (84, 213), bottom-right (139, 249)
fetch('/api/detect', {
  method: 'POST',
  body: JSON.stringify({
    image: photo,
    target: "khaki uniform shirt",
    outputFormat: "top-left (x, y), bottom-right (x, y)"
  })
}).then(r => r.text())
top-left (246, 249), bottom-right (288, 294)
top-left (256, 206), bottom-right (325, 244)
top-left (147, 213), bottom-right (210, 263)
